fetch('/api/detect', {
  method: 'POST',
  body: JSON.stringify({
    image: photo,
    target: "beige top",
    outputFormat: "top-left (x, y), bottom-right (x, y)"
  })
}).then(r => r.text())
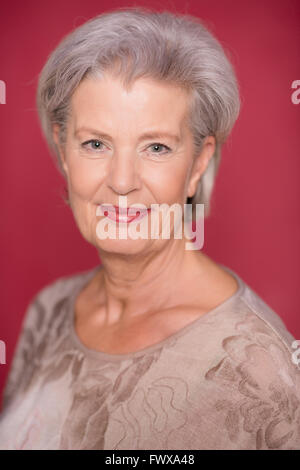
top-left (0, 264), bottom-right (299, 450)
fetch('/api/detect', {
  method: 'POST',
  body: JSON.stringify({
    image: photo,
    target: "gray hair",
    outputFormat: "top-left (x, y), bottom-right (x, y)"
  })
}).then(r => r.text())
top-left (37, 6), bottom-right (240, 218)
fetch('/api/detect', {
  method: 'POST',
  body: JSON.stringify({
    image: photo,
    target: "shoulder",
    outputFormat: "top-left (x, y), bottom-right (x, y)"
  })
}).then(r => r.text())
top-left (203, 274), bottom-right (300, 449)
top-left (235, 275), bottom-right (297, 359)
top-left (1, 266), bottom-right (99, 410)
top-left (22, 265), bottom-right (100, 327)
top-left (33, 265), bottom-right (100, 307)
top-left (213, 265), bottom-right (298, 359)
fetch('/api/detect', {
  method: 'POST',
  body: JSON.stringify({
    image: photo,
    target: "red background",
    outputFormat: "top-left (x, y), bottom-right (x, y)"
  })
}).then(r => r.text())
top-left (0, 0), bottom-right (300, 407)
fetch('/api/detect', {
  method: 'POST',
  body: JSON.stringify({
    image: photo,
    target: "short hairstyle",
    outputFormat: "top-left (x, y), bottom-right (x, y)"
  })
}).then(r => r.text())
top-left (37, 6), bottom-right (240, 218)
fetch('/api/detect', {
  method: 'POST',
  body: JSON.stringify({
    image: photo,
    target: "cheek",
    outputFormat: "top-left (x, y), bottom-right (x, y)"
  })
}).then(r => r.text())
top-left (66, 160), bottom-right (103, 241)
top-left (147, 161), bottom-right (190, 203)
top-left (67, 160), bottom-right (104, 201)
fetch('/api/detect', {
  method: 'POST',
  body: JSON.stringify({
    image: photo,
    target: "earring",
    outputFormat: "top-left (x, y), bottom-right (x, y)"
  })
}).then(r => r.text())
top-left (63, 185), bottom-right (70, 206)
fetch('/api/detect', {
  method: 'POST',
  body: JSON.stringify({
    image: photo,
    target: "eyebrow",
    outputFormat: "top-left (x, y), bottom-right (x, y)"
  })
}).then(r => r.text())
top-left (75, 127), bottom-right (181, 143)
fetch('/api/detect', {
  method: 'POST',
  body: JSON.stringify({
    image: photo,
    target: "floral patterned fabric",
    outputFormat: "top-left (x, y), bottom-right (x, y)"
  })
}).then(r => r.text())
top-left (0, 265), bottom-right (299, 450)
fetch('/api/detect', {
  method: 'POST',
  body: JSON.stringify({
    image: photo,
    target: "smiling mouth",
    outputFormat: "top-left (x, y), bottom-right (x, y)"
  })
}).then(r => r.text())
top-left (99, 204), bottom-right (151, 223)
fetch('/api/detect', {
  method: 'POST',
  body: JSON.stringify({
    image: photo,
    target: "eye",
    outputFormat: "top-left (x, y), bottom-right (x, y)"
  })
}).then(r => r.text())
top-left (81, 139), bottom-right (104, 151)
top-left (148, 143), bottom-right (171, 154)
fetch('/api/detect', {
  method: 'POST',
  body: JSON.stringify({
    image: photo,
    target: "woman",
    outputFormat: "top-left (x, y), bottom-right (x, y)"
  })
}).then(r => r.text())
top-left (0, 6), bottom-right (299, 450)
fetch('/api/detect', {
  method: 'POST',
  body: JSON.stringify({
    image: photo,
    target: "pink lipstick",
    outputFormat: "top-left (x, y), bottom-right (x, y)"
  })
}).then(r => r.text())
top-left (100, 205), bottom-right (151, 223)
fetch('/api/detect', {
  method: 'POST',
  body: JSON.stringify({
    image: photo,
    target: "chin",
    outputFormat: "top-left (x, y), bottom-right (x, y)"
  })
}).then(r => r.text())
top-left (94, 237), bottom-right (155, 256)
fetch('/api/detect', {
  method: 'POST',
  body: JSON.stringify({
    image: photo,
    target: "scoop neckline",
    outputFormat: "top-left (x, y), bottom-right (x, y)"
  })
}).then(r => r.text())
top-left (68, 263), bottom-right (245, 362)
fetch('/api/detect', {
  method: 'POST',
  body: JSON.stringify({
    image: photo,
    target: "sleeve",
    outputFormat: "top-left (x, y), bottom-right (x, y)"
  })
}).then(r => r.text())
top-left (1, 293), bottom-right (47, 411)
top-left (204, 319), bottom-right (300, 450)
top-left (0, 271), bottom-right (82, 412)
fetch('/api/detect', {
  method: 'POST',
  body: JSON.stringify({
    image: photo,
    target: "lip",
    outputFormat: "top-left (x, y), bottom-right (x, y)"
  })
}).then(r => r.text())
top-left (99, 204), bottom-right (151, 224)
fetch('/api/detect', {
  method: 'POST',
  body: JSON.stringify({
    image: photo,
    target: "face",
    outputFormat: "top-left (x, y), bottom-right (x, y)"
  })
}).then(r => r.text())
top-left (53, 73), bottom-right (215, 255)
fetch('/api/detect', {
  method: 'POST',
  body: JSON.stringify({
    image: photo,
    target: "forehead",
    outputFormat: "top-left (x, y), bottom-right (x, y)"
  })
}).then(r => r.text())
top-left (70, 73), bottom-right (192, 131)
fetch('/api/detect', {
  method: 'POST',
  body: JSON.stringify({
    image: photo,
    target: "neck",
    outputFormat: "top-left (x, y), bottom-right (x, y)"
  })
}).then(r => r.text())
top-left (95, 232), bottom-right (203, 325)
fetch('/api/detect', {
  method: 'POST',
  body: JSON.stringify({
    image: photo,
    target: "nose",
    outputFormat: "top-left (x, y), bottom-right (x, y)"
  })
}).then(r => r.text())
top-left (106, 152), bottom-right (142, 195)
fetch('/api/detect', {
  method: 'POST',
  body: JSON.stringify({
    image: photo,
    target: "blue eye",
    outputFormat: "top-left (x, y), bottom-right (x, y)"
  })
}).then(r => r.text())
top-left (82, 139), bottom-right (104, 151)
top-left (80, 140), bottom-right (171, 156)
top-left (149, 143), bottom-right (171, 154)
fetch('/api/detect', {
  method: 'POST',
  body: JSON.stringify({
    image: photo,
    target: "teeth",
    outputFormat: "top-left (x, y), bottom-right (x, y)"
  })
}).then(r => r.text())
top-left (99, 204), bottom-right (149, 222)
top-left (108, 214), bottom-right (136, 222)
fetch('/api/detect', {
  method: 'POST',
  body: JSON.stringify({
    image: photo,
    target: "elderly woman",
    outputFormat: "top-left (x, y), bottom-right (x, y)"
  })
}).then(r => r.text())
top-left (0, 7), bottom-right (299, 451)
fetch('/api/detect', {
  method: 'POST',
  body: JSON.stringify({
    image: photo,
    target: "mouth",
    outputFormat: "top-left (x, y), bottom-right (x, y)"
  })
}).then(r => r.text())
top-left (99, 204), bottom-right (151, 223)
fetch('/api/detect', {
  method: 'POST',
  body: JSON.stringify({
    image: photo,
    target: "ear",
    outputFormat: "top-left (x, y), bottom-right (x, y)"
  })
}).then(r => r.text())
top-left (52, 124), bottom-right (68, 175)
top-left (187, 136), bottom-right (216, 198)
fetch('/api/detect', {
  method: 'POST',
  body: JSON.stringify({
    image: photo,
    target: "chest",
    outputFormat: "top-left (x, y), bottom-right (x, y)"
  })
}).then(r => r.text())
top-left (74, 304), bottom-right (207, 355)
